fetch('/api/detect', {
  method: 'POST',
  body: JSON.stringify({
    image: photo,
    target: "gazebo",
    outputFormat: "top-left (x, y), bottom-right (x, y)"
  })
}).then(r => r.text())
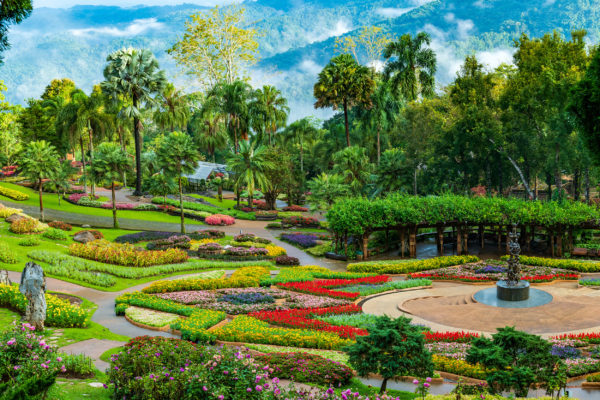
top-left (184, 161), bottom-right (227, 191)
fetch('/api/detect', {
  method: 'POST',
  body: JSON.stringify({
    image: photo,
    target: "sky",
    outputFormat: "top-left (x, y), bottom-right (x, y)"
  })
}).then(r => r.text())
top-left (34, 0), bottom-right (233, 7)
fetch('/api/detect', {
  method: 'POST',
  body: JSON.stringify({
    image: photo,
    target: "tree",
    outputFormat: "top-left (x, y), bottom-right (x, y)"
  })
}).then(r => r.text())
top-left (280, 117), bottom-right (320, 173)
top-left (156, 131), bottom-right (200, 233)
top-left (307, 173), bottom-right (349, 212)
top-left (335, 26), bottom-right (392, 67)
top-left (0, 0), bottom-right (32, 64)
top-left (189, 96), bottom-right (228, 162)
top-left (19, 141), bottom-right (60, 222)
top-left (374, 148), bottom-right (411, 195)
top-left (102, 48), bottom-right (167, 196)
top-left (0, 81), bottom-right (21, 165)
top-left (46, 160), bottom-right (76, 206)
top-left (208, 80), bottom-right (252, 154)
top-left (383, 32), bottom-right (437, 101)
top-left (226, 141), bottom-right (274, 208)
top-left (314, 54), bottom-right (375, 147)
top-left (89, 143), bottom-right (131, 229)
top-left (466, 327), bottom-right (564, 397)
top-left (18, 99), bottom-right (61, 151)
top-left (147, 172), bottom-right (178, 206)
top-left (41, 79), bottom-right (76, 102)
top-left (153, 83), bottom-right (190, 132)
top-left (261, 147), bottom-right (294, 210)
top-left (250, 85), bottom-right (289, 146)
top-left (346, 315), bottom-right (434, 394)
top-left (168, 5), bottom-right (259, 89)
top-left (332, 146), bottom-right (372, 192)
top-left (570, 48), bottom-right (600, 166)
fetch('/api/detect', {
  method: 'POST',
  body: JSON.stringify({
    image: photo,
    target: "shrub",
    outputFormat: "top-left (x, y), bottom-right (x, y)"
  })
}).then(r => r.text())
top-left (255, 352), bottom-right (353, 386)
top-left (18, 237), bottom-right (40, 247)
top-left (146, 235), bottom-right (191, 250)
top-left (76, 196), bottom-right (103, 207)
top-left (266, 222), bottom-right (282, 229)
top-left (234, 233), bottom-right (257, 242)
top-left (0, 207), bottom-right (23, 218)
top-left (223, 246), bottom-right (268, 257)
top-left (67, 193), bottom-right (97, 203)
top-left (115, 231), bottom-right (189, 243)
top-left (10, 218), bottom-right (38, 234)
top-left (282, 205), bottom-right (308, 212)
top-left (347, 255), bottom-right (480, 274)
top-left (0, 242), bottom-right (18, 263)
top-left (275, 255), bottom-right (299, 266)
top-left (48, 221), bottom-right (72, 231)
top-left (306, 242), bottom-right (332, 257)
top-left (172, 309), bottom-right (226, 343)
top-left (256, 210), bottom-right (278, 217)
top-left (205, 214), bottom-right (235, 225)
top-left (69, 240), bottom-right (188, 267)
top-left (43, 228), bottom-right (68, 241)
top-left (0, 185), bottom-right (29, 201)
top-left (197, 242), bottom-right (223, 253)
top-left (588, 373), bottom-right (600, 382)
top-left (0, 284), bottom-right (87, 327)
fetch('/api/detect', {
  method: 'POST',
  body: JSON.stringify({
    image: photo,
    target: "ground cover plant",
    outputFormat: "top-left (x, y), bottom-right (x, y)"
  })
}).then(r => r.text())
top-left (124, 306), bottom-right (180, 327)
top-left (0, 184), bottom-right (29, 200)
top-left (505, 255), bottom-right (600, 272)
top-left (114, 229), bottom-right (224, 243)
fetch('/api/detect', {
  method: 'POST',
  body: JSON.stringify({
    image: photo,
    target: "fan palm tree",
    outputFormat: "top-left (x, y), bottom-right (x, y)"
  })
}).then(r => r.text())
top-left (189, 97), bottom-right (228, 162)
top-left (209, 80), bottom-right (252, 154)
top-left (46, 160), bottom-right (77, 206)
top-left (280, 117), bottom-right (320, 173)
top-left (156, 131), bottom-right (200, 234)
top-left (147, 172), bottom-right (178, 206)
top-left (227, 141), bottom-right (274, 207)
top-left (153, 83), bottom-right (191, 132)
top-left (383, 32), bottom-right (437, 101)
top-left (314, 54), bottom-right (375, 147)
top-left (19, 141), bottom-right (60, 222)
top-left (101, 48), bottom-right (167, 196)
top-left (250, 85), bottom-right (289, 146)
top-left (332, 145), bottom-right (372, 192)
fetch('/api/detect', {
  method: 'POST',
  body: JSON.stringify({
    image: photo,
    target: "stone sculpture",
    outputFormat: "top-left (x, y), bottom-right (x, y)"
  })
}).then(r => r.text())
top-left (19, 262), bottom-right (46, 331)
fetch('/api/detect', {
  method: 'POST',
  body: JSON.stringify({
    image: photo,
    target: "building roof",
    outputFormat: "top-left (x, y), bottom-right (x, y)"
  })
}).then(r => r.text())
top-left (184, 161), bottom-right (227, 182)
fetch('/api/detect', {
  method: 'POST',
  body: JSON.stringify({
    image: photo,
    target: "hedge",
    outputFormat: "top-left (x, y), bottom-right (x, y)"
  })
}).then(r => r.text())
top-left (0, 185), bottom-right (29, 201)
top-left (347, 255), bottom-right (479, 274)
top-left (327, 194), bottom-right (600, 235)
top-left (503, 255), bottom-right (600, 273)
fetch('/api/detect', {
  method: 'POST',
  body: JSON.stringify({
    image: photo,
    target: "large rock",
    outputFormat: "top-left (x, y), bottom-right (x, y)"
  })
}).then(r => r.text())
top-left (19, 262), bottom-right (46, 331)
top-left (5, 213), bottom-right (26, 223)
top-left (0, 270), bottom-right (11, 285)
top-left (73, 230), bottom-right (96, 244)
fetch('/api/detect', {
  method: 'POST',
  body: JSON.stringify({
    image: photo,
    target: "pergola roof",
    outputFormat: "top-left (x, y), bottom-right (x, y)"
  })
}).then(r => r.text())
top-left (184, 161), bottom-right (227, 183)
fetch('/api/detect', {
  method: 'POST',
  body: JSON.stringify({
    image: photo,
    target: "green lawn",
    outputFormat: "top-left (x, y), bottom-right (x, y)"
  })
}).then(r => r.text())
top-left (46, 380), bottom-right (110, 400)
top-left (188, 193), bottom-right (239, 209)
top-left (0, 181), bottom-right (200, 225)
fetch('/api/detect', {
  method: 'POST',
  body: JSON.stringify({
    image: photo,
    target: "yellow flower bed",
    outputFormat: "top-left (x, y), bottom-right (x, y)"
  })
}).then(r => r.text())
top-left (190, 239), bottom-right (218, 250)
top-left (0, 185), bottom-right (29, 201)
top-left (432, 355), bottom-right (487, 379)
top-left (213, 315), bottom-right (353, 350)
top-left (347, 255), bottom-right (480, 274)
top-left (142, 266), bottom-right (270, 294)
top-left (0, 207), bottom-right (23, 218)
top-left (265, 245), bottom-right (287, 257)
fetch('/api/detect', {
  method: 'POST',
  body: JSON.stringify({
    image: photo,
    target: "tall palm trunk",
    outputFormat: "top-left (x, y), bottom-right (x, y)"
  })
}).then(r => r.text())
top-left (343, 98), bottom-right (350, 147)
top-left (299, 138), bottom-right (304, 173)
top-left (79, 136), bottom-right (87, 193)
top-left (88, 123), bottom-right (95, 198)
top-left (38, 178), bottom-right (44, 222)
top-left (133, 96), bottom-right (143, 196)
top-left (112, 181), bottom-right (119, 229)
top-left (376, 123), bottom-right (381, 164)
top-left (118, 126), bottom-right (127, 188)
top-left (179, 175), bottom-right (185, 234)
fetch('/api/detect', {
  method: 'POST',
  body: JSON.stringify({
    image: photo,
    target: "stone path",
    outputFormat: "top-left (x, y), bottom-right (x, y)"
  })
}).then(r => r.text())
top-left (60, 339), bottom-right (127, 371)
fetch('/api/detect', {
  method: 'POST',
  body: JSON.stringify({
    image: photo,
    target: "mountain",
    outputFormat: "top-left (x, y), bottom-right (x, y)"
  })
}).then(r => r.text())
top-left (1, 0), bottom-right (599, 120)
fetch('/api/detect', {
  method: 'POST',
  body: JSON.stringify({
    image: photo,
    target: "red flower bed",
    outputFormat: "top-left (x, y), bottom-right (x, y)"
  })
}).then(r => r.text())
top-left (424, 331), bottom-right (479, 343)
top-left (282, 205), bottom-right (308, 212)
top-left (522, 274), bottom-right (578, 282)
top-left (277, 276), bottom-right (389, 299)
top-left (552, 332), bottom-right (600, 343)
top-left (250, 305), bottom-right (367, 339)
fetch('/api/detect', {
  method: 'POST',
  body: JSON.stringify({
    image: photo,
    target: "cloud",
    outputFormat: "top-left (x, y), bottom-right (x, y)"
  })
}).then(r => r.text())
top-left (444, 13), bottom-right (474, 39)
top-left (69, 18), bottom-right (163, 36)
top-left (306, 19), bottom-right (352, 44)
top-left (543, 0), bottom-right (556, 5)
top-left (409, 0), bottom-right (434, 5)
top-left (35, 0), bottom-right (234, 7)
top-left (376, 7), bottom-right (414, 18)
top-left (473, 0), bottom-right (491, 8)
top-left (477, 48), bottom-right (514, 69)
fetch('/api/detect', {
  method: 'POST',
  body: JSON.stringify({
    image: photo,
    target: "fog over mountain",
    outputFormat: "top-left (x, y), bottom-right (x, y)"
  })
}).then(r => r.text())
top-left (2, 0), bottom-right (599, 121)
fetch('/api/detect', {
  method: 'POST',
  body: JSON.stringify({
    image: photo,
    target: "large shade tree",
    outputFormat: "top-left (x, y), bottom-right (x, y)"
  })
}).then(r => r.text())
top-left (102, 48), bottom-right (167, 196)
top-left (383, 32), bottom-right (437, 101)
top-left (314, 53), bottom-right (375, 147)
top-left (156, 131), bottom-right (200, 234)
top-left (19, 141), bottom-right (60, 222)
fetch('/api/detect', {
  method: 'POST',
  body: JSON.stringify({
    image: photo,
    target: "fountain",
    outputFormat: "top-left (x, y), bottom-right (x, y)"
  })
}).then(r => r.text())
top-left (496, 224), bottom-right (530, 301)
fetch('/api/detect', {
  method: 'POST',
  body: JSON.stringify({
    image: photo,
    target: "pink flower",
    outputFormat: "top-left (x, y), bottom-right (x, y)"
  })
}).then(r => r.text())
top-left (6, 338), bottom-right (16, 346)
top-left (423, 383), bottom-right (430, 388)
top-left (413, 379), bottom-right (419, 385)
top-left (426, 377), bottom-right (432, 382)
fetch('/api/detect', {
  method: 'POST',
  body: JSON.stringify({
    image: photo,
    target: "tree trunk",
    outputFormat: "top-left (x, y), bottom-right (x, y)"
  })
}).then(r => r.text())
top-left (380, 377), bottom-right (388, 394)
top-left (546, 173), bottom-right (553, 201)
top-left (554, 142), bottom-right (561, 199)
top-left (300, 139), bottom-right (304, 173)
top-left (80, 136), bottom-right (87, 193)
top-left (38, 178), bottom-right (44, 222)
top-left (585, 168), bottom-right (590, 203)
top-left (218, 185), bottom-right (223, 202)
top-left (409, 226), bottom-right (417, 258)
top-left (343, 99), bottom-right (350, 147)
top-left (437, 226), bottom-right (444, 256)
top-left (179, 176), bottom-right (185, 234)
top-left (413, 166), bottom-right (418, 196)
top-left (573, 169), bottom-right (580, 201)
top-left (400, 229), bottom-right (406, 258)
top-left (133, 96), bottom-right (143, 196)
top-left (376, 124), bottom-right (381, 164)
top-left (112, 181), bottom-right (118, 229)
top-left (88, 125), bottom-right (95, 198)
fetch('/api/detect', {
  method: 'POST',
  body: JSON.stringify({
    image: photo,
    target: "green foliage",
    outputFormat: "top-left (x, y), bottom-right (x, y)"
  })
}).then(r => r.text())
top-left (42, 228), bottom-right (68, 241)
top-left (348, 255), bottom-right (479, 274)
top-left (503, 255), bottom-right (600, 272)
top-left (17, 237), bottom-right (39, 247)
top-left (466, 327), bottom-right (564, 397)
top-left (227, 140), bottom-right (275, 207)
top-left (346, 315), bottom-right (434, 393)
top-left (152, 197), bottom-right (255, 220)
top-left (0, 242), bottom-right (17, 264)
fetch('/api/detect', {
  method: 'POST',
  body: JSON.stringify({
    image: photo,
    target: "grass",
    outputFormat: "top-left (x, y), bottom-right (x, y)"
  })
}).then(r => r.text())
top-left (335, 378), bottom-right (417, 400)
top-left (188, 194), bottom-right (239, 209)
top-left (99, 346), bottom-right (125, 363)
top-left (0, 307), bottom-right (19, 326)
top-left (46, 379), bottom-right (110, 400)
top-left (245, 343), bottom-right (350, 365)
top-left (0, 181), bottom-right (201, 225)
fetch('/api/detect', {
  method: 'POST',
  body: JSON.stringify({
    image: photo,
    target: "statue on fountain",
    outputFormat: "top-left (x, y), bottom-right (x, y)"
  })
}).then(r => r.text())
top-left (497, 223), bottom-right (530, 301)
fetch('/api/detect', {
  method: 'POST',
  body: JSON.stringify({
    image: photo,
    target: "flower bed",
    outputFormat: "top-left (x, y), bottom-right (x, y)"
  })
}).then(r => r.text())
top-left (213, 315), bottom-right (353, 350)
top-left (0, 242), bottom-right (17, 264)
top-left (281, 216), bottom-right (320, 228)
top-left (0, 206), bottom-right (22, 218)
top-left (260, 266), bottom-right (375, 286)
top-left (282, 205), bottom-right (308, 212)
top-left (275, 255), bottom-right (299, 266)
top-left (115, 230), bottom-right (223, 244)
top-left (280, 233), bottom-right (319, 248)
top-left (205, 214), bottom-right (235, 226)
top-left (146, 235), bottom-right (191, 251)
top-left (580, 278), bottom-right (600, 287)
top-left (172, 309), bottom-right (226, 343)
top-left (48, 221), bottom-right (72, 231)
top-left (424, 331), bottom-right (479, 343)
top-left (0, 185), bottom-right (29, 201)
top-left (125, 306), bottom-right (181, 328)
top-left (153, 197), bottom-right (255, 220)
top-left (432, 355), bottom-right (486, 379)
top-left (250, 305), bottom-right (367, 339)
top-left (347, 255), bottom-right (480, 274)
top-left (0, 284), bottom-right (87, 327)
top-left (336, 278), bottom-right (432, 297)
top-left (69, 240), bottom-right (188, 267)
top-left (552, 332), bottom-right (600, 344)
top-left (506, 255), bottom-right (600, 273)
top-left (10, 218), bottom-right (38, 234)
top-left (255, 352), bottom-right (353, 386)
top-left (277, 275), bottom-right (390, 299)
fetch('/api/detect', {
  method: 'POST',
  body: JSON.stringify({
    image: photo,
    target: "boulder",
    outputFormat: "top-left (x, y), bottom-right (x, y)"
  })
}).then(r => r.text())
top-left (5, 213), bottom-right (26, 223)
top-left (73, 230), bottom-right (96, 244)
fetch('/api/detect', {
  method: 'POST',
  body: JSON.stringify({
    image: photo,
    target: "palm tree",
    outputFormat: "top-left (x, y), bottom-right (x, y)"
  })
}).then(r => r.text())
top-left (314, 54), bottom-right (375, 147)
top-left (209, 80), bottom-right (252, 154)
top-left (46, 160), bottom-right (77, 206)
top-left (19, 141), bottom-right (60, 222)
top-left (101, 48), bottom-right (167, 196)
top-left (227, 141), bottom-right (274, 208)
top-left (250, 85), bottom-right (289, 146)
top-left (280, 117), bottom-right (320, 173)
top-left (383, 32), bottom-right (437, 101)
top-left (156, 131), bottom-right (200, 234)
top-left (147, 172), bottom-right (178, 206)
top-left (189, 97), bottom-right (228, 162)
top-left (90, 142), bottom-right (131, 228)
top-left (154, 83), bottom-right (191, 132)
top-left (307, 173), bottom-right (349, 212)
top-left (332, 146), bottom-right (372, 192)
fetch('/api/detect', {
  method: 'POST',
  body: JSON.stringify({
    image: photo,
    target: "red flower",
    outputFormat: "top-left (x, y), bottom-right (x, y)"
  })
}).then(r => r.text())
top-left (277, 276), bottom-right (390, 299)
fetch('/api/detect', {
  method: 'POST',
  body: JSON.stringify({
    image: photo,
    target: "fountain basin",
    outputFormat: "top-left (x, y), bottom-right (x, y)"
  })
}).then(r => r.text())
top-left (497, 280), bottom-right (530, 301)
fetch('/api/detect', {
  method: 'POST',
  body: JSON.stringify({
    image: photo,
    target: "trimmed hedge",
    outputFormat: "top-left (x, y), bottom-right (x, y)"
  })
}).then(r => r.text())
top-left (504, 255), bottom-right (600, 272)
top-left (347, 255), bottom-right (479, 274)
